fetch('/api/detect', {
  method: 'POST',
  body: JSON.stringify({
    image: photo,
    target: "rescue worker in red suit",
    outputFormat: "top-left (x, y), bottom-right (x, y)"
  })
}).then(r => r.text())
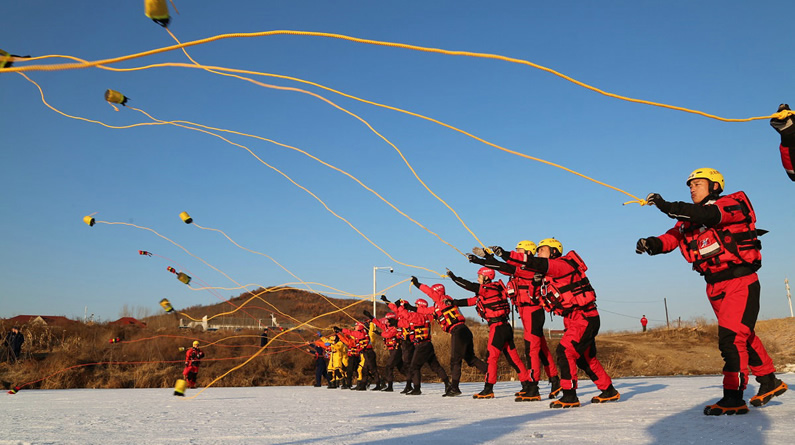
top-left (640, 315), bottom-right (648, 333)
top-left (636, 168), bottom-right (787, 415)
top-left (382, 295), bottom-right (451, 395)
top-left (770, 103), bottom-right (795, 181)
top-left (364, 310), bottom-right (406, 392)
top-left (383, 295), bottom-right (416, 394)
top-left (471, 240), bottom-right (561, 399)
top-left (338, 330), bottom-right (359, 390)
top-left (410, 276), bottom-right (488, 397)
top-left (335, 322), bottom-right (380, 391)
top-left (446, 266), bottom-right (534, 400)
top-left (479, 239), bottom-right (620, 408)
top-left (183, 340), bottom-right (205, 389)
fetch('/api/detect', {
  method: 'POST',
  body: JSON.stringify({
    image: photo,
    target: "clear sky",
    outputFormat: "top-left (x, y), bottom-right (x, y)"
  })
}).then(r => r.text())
top-left (2, 1), bottom-right (793, 332)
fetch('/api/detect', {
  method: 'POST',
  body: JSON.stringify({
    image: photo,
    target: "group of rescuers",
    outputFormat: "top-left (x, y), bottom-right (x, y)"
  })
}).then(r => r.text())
top-left (308, 112), bottom-right (794, 414)
top-left (310, 163), bottom-right (792, 415)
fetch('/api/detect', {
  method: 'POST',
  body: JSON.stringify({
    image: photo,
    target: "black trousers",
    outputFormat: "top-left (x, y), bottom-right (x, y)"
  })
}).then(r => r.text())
top-left (410, 341), bottom-right (448, 388)
top-left (449, 324), bottom-right (487, 381)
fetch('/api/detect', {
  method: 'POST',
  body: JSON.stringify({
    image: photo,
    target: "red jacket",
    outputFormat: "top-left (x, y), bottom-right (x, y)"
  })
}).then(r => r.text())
top-left (656, 192), bottom-right (762, 283)
top-left (418, 284), bottom-right (466, 332)
top-left (372, 317), bottom-right (400, 350)
top-left (514, 251), bottom-right (596, 316)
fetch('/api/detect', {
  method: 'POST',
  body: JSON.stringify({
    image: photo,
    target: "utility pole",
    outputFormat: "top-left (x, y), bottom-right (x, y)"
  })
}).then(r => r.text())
top-left (664, 298), bottom-right (670, 329)
top-left (786, 277), bottom-right (793, 318)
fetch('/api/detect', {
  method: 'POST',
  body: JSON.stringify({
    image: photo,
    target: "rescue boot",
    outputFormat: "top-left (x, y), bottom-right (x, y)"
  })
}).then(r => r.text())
top-left (327, 380), bottom-right (336, 389)
top-left (400, 382), bottom-right (413, 394)
top-left (704, 389), bottom-right (749, 416)
top-left (750, 373), bottom-right (788, 407)
top-left (473, 383), bottom-right (495, 399)
top-left (355, 381), bottom-right (367, 391)
top-left (591, 384), bottom-right (621, 403)
top-left (550, 389), bottom-right (580, 408)
top-left (443, 380), bottom-right (462, 397)
top-left (515, 381), bottom-right (541, 402)
top-left (381, 382), bottom-right (394, 392)
top-left (443, 378), bottom-right (452, 396)
top-left (408, 384), bottom-right (422, 395)
top-left (371, 380), bottom-right (384, 391)
top-left (548, 375), bottom-right (562, 399)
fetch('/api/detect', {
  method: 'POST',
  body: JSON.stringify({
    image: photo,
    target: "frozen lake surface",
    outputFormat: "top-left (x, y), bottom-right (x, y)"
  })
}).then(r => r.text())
top-left (1, 374), bottom-right (793, 444)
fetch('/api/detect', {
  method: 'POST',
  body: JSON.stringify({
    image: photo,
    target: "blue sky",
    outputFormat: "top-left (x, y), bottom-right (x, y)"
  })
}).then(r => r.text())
top-left (2, 1), bottom-right (793, 332)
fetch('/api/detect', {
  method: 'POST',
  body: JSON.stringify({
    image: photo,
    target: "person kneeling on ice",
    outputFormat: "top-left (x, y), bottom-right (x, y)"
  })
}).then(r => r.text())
top-left (478, 238), bottom-right (619, 408)
top-left (183, 341), bottom-right (205, 389)
top-left (636, 168), bottom-right (787, 416)
top-left (446, 266), bottom-right (534, 400)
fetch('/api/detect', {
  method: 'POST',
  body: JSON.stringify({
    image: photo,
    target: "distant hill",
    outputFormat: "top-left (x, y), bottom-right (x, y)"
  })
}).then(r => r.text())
top-left (2, 287), bottom-right (793, 391)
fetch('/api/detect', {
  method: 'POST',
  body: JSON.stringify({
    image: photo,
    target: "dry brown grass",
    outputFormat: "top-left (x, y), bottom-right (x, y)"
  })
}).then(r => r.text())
top-left (3, 292), bottom-right (793, 390)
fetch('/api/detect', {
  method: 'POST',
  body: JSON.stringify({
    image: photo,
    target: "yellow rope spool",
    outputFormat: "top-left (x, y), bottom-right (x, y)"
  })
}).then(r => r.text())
top-left (173, 379), bottom-right (186, 396)
top-left (104, 89), bottom-right (128, 106)
top-left (179, 211), bottom-right (193, 224)
top-left (159, 298), bottom-right (175, 313)
top-left (83, 215), bottom-right (95, 226)
top-left (0, 49), bottom-right (13, 69)
top-left (144, 0), bottom-right (170, 27)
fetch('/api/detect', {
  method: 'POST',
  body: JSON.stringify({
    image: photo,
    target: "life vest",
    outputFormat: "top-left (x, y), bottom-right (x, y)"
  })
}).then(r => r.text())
top-left (506, 276), bottom-right (540, 307)
top-left (356, 333), bottom-right (371, 351)
top-left (676, 191), bottom-right (762, 283)
top-left (537, 251), bottom-right (596, 315)
top-left (476, 280), bottom-right (510, 322)
top-left (382, 329), bottom-right (400, 350)
top-left (407, 312), bottom-right (431, 343)
top-left (433, 302), bottom-right (466, 333)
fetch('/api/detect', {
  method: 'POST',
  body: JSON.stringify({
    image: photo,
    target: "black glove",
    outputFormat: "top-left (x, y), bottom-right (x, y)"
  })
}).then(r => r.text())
top-left (410, 276), bottom-right (420, 288)
top-left (446, 269), bottom-right (457, 279)
top-left (771, 104), bottom-right (795, 144)
top-left (466, 254), bottom-right (486, 265)
top-left (380, 295), bottom-right (390, 303)
top-left (332, 326), bottom-right (341, 333)
top-left (646, 193), bottom-right (672, 213)
top-left (489, 246), bottom-right (505, 258)
top-left (363, 310), bottom-right (374, 319)
top-left (533, 273), bottom-right (543, 284)
top-left (635, 237), bottom-right (663, 255)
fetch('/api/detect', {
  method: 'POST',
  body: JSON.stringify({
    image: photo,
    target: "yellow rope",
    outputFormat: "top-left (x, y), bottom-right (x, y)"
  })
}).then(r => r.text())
top-left (190, 222), bottom-right (361, 323)
top-left (7, 29), bottom-right (794, 124)
top-left (126, 105), bottom-right (446, 277)
top-left (162, 28), bottom-right (480, 246)
top-left (15, 56), bottom-right (650, 206)
top-left (18, 72), bottom-right (446, 276)
top-left (185, 296), bottom-right (366, 399)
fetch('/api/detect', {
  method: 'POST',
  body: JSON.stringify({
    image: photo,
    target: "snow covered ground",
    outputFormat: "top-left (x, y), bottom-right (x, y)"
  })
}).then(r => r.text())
top-left (1, 374), bottom-right (793, 445)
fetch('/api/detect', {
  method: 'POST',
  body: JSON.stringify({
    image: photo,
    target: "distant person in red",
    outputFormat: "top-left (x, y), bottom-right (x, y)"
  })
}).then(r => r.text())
top-left (183, 341), bottom-right (205, 389)
top-left (637, 168), bottom-right (787, 415)
top-left (640, 316), bottom-right (648, 333)
top-left (770, 103), bottom-right (795, 181)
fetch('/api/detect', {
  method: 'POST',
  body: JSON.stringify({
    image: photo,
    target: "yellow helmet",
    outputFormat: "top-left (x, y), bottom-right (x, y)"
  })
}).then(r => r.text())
top-left (537, 238), bottom-right (563, 255)
top-left (515, 240), bottom-right (537, 255)
top-left (686, 168), bottom-right (724, 193)
top-left (192, 341), bottom-right (199, 347)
